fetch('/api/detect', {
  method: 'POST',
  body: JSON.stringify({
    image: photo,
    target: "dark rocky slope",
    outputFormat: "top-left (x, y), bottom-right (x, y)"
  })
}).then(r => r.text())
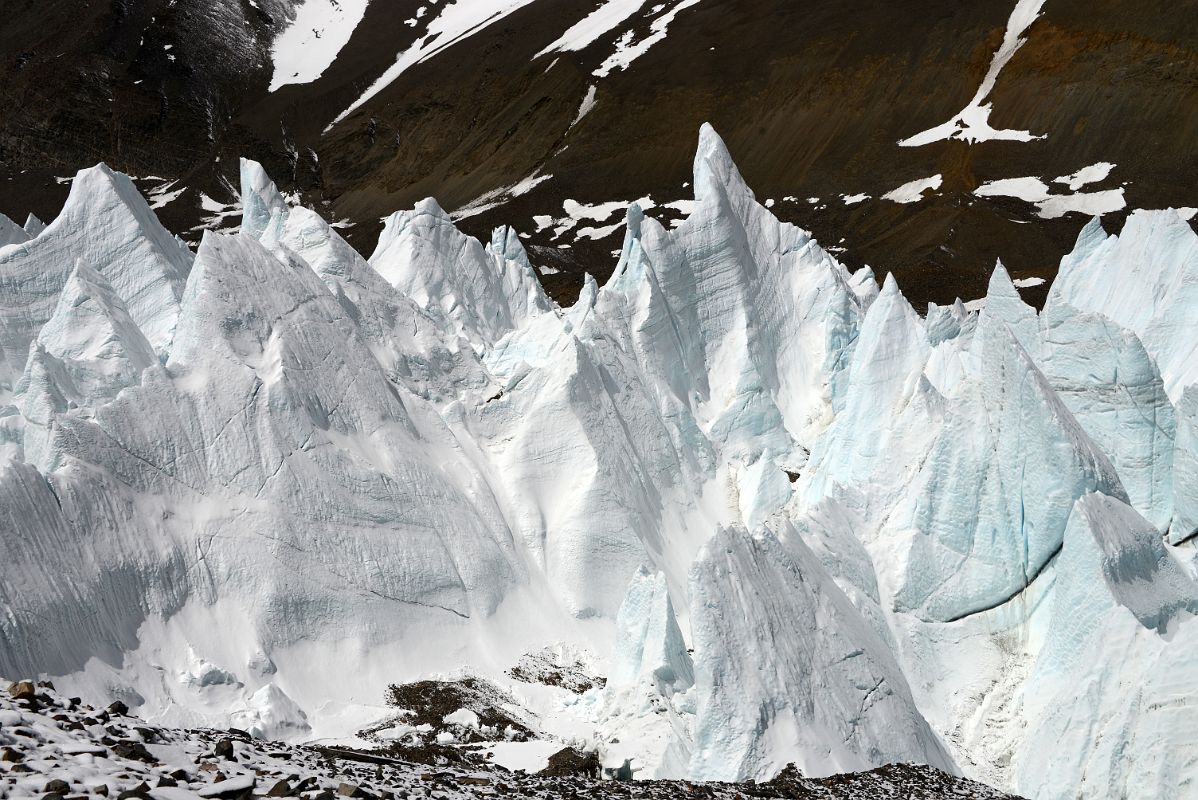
top-left (1, 0), bottom-right (1195, 307)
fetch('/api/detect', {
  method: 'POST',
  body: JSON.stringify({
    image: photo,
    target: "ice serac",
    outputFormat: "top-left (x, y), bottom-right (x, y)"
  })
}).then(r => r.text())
top-left (240, 160), bottom-right (491, 399)
top-left (924, 298), bottom-right (974, 350)
top-left (1, 126), bottom-right (1197, 798)
top-left (1047, 211), bottom-right (1198, 400)
top-left (982, 260), bottom-right (1040, 356)
top-left (687, 525), bottom-right (953, 782)
top-left (160, 230), bottom-right (523, 620)
top-left (594, 566), bottom-right (697, 779)
top-left (0, 164), bottom-right (191, 396)
top-left (369, 199), bottom-right (551, 351)
top-left (677, 124), bottom-right (859, 452)
top-left (23, 214), bottom-right (46, 237)
top-left (889, 310), bottom-right (1125, 621)
top-left (0, 227), bottom-right (525, 687)
top-left (595, 125), bottom-right (861, 534)
top-left (0, 456), bottom-right (189, 680)
top-left (800, 273), bottom-right (940, 523)
top-left (609, 566), bottom-right (693, 695)
top-left (847, 266), bottom-right (879, 312)
top-left (1039, 305), bottom-right (1176, 531)
top-left (1015, 492), bottom-right (1198, 800)
top-left (240, 157), bottom-right (291, 240)
top-left (1171, 387), bottom-right (1198, 544)
top-left (474, 310), bottom-right (669, 618)
top-left (230, 683), bottom-right (311, 741)
top-left (0, 213), bottom-right (31, 248)
top-left (14, 261), bottom-right (158, 470)
top-left (778, 500), bottom-right (894, 648)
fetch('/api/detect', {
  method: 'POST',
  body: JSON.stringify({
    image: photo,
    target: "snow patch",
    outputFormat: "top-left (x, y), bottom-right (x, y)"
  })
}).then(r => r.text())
top-left (269, 0), bottom-right (370, 92)
top-left (899, 0), bottom-right (1046, 146)
top-left (881, 174), bottom-right (942, 204)
top-left (536, 0), bottom-right (651, 57)
top-left (974, 174), bottom-right (1126, 219)
top-left (1054, 162), bottom-right (1116, 191)
top-left (329, 0), bottom-right (539, 127)
top-left (594, 0), bottom-right (703, 78)
top-left (570, 85), bottom-right (598, 128)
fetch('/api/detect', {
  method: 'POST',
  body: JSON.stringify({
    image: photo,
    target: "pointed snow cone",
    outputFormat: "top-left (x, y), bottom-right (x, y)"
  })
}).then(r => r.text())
top-left (369, 198), bottom-right (550, 351)
top-left (981, 259), bottom-right (1040, 356)
top-left (14, 261), bottom-right (158, 470)
top-left (0, 213), bottom-right (30, 248)
top-left (38, 261), bottom-right (158, 387)
top-left (23, 213), bottom-right (46, 237)
top-left (800, 272), bottom-right (937, 512)
top-left (240, 157), bottom-right (291, 240)
top-left (609, 566), bottom-right (693, 696)
top-left (0, 164), bottom-right (191, 395)
top-left (692, 123), bottom-right (757, 213)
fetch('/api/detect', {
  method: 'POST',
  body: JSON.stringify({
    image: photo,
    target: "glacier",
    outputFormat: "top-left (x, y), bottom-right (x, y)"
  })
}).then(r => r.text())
top-left (0, 123), bottom-right (1196, 800)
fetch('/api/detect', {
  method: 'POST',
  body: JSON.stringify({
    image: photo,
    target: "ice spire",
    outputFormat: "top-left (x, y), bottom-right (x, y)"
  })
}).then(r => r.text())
top-left (0, 213), bottom-right (30, 248)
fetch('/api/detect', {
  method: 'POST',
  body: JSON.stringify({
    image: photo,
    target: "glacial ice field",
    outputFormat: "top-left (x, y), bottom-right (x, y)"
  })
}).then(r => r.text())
top-left (0, 124), bottom-right (1196, 800)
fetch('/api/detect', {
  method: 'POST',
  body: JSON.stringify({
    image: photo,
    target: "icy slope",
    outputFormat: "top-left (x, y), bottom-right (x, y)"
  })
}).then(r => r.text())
top-left (0, 125), bottom-right (1196, 800)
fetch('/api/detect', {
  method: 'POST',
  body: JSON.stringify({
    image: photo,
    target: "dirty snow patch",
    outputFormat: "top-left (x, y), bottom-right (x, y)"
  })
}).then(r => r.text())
top-left (486, 739), bottom-right (566, 773)
top-left (147, 180), bottom-right (188, 210)
top-left (571, 85), bottom-right (598, 128)
top-left (973, 174), bottom-right (1126, 219)
top-left (452, 172), bottom-right (553, 220)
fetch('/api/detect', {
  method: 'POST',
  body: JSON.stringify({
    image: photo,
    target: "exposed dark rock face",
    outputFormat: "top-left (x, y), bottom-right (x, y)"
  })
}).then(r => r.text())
top-left (1, 0), bottom-right (1195, 308)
